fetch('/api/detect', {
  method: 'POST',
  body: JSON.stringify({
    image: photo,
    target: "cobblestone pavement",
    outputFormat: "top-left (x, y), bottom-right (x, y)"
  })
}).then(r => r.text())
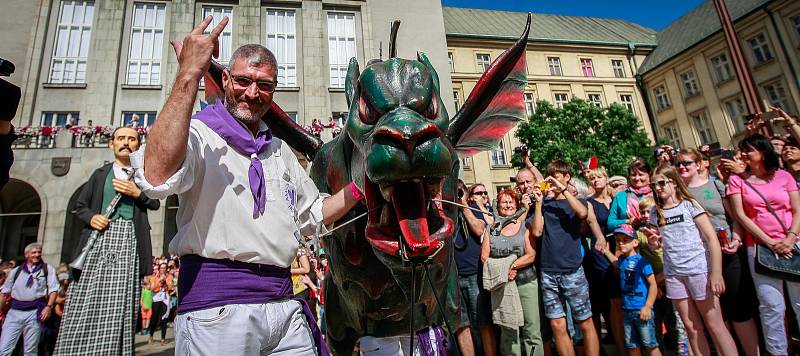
top-left (134, 327), bottom-right (174, 355)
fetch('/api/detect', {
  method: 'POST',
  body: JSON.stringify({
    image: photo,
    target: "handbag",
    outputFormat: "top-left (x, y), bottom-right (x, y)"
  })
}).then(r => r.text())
top-left (741, 177), bottom-right (800, 282)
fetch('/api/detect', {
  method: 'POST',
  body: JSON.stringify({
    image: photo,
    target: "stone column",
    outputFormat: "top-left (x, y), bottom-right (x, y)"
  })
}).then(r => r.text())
top-left (300, 1), bottom-right (329, 126)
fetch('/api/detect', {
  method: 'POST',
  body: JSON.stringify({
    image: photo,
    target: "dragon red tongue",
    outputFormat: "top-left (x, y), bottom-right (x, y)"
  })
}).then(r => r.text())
top-left (391, 181), bottom-right (434, 257)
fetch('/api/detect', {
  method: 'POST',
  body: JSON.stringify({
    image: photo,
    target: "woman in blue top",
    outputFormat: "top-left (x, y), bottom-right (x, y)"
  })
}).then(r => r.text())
top-left (608, 159), bottom-right (653, 230)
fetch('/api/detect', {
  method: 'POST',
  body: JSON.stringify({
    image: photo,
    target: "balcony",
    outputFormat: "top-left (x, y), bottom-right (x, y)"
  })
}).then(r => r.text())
top-left (12, 126), bottom-right (148, 149)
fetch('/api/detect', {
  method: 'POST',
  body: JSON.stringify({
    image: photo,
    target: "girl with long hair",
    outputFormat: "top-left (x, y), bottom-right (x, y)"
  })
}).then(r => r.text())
top-left (642, 165), bottom-right (737, 356)
top-left (675, 148), bottom-right (759, 355)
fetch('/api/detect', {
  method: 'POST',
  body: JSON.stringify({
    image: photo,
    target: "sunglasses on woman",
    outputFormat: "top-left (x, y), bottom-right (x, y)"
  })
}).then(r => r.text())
top-left (673, 160), bottom-right (695, 167)
top-left (471, 191), bottom-right (488, 196)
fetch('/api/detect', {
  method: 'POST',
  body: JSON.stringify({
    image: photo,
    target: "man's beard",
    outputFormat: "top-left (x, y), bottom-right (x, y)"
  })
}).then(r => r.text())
top-left (224, 90), bottom-right (270, 127)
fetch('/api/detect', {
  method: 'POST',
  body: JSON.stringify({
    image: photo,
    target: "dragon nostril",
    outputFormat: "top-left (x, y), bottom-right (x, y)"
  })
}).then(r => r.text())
top-left (415, 130), bottom-right (439, 149)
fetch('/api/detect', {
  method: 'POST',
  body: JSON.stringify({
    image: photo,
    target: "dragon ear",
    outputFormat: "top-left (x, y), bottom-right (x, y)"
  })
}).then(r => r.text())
top-left (345, 57), bottom-right (360, 107)
top-left (446, 14), bottom-right (531, 157)
top-left (417, 52), bottom-right (440, 94)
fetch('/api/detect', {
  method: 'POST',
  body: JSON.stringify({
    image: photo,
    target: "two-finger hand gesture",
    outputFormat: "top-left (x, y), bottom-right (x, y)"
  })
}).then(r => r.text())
top-left (172, 15), bottom-right (229, 78)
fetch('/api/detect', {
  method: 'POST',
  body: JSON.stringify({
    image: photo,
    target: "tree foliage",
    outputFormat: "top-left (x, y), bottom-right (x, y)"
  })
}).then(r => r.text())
top-left (514, 98), bottom-right (654, 177)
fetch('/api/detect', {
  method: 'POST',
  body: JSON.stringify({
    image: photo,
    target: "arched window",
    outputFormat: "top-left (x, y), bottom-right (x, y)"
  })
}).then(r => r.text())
top-left (0, 179), bottom-right (42, 262)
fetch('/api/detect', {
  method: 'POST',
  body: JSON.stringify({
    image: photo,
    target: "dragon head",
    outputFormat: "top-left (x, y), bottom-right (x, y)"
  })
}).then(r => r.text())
top-left (345, 53), bottom-right (454, 260)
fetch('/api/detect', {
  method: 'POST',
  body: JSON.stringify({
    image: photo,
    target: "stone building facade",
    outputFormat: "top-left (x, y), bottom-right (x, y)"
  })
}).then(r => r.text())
top-left (639, 0), bottom-right (800, 149)
top-left (0, 0), bottom-right (453, 264)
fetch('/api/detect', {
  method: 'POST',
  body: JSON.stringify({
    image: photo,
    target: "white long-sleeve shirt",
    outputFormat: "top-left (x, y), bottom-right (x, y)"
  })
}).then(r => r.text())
top-left (130, 119), bottom-right (325, 268)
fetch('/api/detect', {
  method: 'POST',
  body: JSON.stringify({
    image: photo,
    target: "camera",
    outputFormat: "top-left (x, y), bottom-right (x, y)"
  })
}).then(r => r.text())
top-left (457, 189), bottom-right (464, 199)
top-left (0, 59), bottom-right (14, 77)
top-left (513, 145), bottom-right (528, 155)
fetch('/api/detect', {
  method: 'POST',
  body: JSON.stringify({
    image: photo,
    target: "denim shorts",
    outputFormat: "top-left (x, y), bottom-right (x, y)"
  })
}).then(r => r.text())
top-left (541, 266), bottom-right (593, 321)
top-left (623, 309), bottom-right (659, 349)
top-left (458, 273), bottom-right (492, 327)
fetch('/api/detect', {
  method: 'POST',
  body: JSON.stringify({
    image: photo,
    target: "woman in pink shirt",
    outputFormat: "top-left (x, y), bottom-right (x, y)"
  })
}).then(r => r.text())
top-left (727, 134), bottom-right (800, 356)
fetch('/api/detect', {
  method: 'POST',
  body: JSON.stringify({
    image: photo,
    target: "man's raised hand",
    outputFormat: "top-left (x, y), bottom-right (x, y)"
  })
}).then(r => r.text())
top-left (171, 15), bottom-right (229, 78)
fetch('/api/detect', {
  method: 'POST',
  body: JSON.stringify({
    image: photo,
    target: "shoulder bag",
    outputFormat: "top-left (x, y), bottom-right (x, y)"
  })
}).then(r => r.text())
top-left (741, 177), bottom-right (800, 282)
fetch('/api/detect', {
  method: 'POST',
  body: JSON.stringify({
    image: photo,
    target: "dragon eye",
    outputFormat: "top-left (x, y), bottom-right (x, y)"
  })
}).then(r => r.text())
top-left (358, 96), bottom-right (380, 125)
top-left (425, 95), bottom-right (439, 120)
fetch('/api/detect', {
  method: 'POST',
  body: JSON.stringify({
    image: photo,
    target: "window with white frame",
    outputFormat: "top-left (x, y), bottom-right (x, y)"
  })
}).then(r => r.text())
top-left (327, 12), bottom-right (357, 88)
top-left (690, 110), bottom-right (717, 145)
top-left (265, 9), bottom-right (296, 87)
top-left (476, 53), bottom-right (490, 73)
top-left (662, 122), bottom-right (682, 148)
top-left (620, 94), bottom-right (635, 113)
top-left (748, 33), bottom-right (774, 64)
top-left (611, 59), bottom-right (625, 78)
top-left (723, 97), bottom-right (747, 133)
top-left (653, 85), bottom-right (670, 111)
top-left (587, 93), bottom-right (602, 107)
top-left (580, 58), bottom-right (594, 77)
top-left (490, 139), bottom-right (508, 166)
top-left (679, 70), bottom-right (701, 97)
top-left (460, 156), bottom-right (471, 169)
top-left (448, 52), bottom-right (454, 72)
top-left (524, 93), bottom-right (536, 116)
top-left (453, 90), bottom-right (461, 111)
top-left (202, 7), bottom-right (232, 64)
top-left (709, 53), bottom-right (733, 83)
top-left (547, 57), bottom-right (562, 76)
top-left (554, 92), bottom-right (570, 108)
top-left (122, 111), bottom-right (157, 127)
top-left (50, 1), bottom-right (95, 84)
top-left (126, 3), bottom-right (165, 86)
top-left (763, 81), bottom-right (790, 111)
top-left (41, 112), bottom-right (79, 127)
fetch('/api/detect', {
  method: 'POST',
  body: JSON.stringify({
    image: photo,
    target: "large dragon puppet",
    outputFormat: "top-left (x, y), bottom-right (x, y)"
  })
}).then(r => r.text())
top-left (195, 15), bottom-right (531, 355)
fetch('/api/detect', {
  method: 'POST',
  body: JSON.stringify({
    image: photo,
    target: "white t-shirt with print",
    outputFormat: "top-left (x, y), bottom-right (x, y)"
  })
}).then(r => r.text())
top-left (649, 201), bottom-right (708, 276)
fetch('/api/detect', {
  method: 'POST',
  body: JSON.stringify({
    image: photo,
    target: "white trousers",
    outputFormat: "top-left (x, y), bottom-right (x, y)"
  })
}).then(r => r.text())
top-left (359, 328), bottom-right (443, 356)
top-left (0, 309), bottom-right (40, 356)
top-left (174, 300), bottom-right (316, 356)
top-left (747, 247), bottom-right (800, 356)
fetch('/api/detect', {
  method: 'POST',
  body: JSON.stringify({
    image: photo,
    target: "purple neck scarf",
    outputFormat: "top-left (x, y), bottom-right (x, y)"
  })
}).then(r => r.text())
top-left (22, 262), bottom-right (43, 288)
top-left (194, 101), bottom-right (273, 218)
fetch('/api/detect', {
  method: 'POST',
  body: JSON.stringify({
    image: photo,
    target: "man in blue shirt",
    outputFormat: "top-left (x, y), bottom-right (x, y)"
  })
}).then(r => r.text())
top-left (531, 160), bottom-right (599, 356)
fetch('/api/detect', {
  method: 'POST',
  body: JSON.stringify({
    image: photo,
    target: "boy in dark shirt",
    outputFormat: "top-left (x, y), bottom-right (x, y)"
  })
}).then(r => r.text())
top-left (531, 160), bottom-right (599, 356)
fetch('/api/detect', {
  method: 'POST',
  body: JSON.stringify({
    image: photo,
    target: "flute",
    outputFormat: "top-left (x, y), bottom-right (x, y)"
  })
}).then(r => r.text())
top-left (70, 168), bottom-right (136, 270)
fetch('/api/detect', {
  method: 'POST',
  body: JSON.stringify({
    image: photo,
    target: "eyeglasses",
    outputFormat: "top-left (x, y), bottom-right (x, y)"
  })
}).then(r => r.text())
top-left (472, 191), bottom-right (488, 196)
top-left (674, 160), bottom-right (695, 167)
top-left (649, 179), bottom-right (672, 189)
top-left (231, 75), bottom-right (277, 93)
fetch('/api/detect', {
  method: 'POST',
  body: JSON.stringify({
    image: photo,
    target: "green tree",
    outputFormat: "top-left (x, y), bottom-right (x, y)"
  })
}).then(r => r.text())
top-left (514, 98), bottom-right (654, 177)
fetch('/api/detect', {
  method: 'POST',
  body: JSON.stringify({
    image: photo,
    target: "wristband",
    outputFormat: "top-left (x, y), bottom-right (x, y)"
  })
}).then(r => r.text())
top-left (348, 181), bottom-right (365, 201)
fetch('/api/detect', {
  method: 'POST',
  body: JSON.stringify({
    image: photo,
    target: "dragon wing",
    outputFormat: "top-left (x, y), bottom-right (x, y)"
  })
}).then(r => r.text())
top-left (446, 14), bottom-right (531, 157)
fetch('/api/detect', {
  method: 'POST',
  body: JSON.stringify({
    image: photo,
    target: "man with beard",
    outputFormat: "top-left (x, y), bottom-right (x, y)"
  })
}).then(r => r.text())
top-left (131, 16), bottom-right (360, 355)
top-left (54, 126), bottom-right (160, 355)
